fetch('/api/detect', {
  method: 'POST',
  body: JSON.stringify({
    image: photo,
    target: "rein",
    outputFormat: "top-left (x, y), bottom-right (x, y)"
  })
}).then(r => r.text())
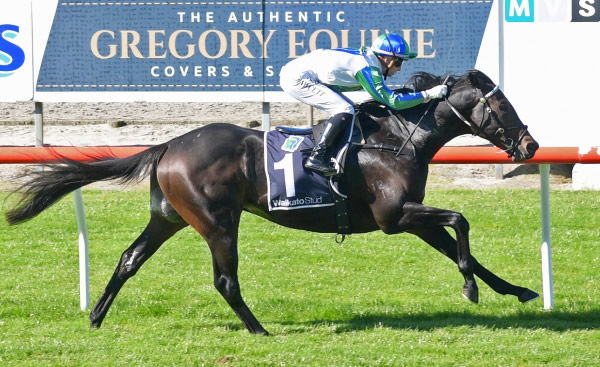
top-left (392, 75), bottom-right (452, 156)
top-left (355, 78), bottom-right (527, 158)
top-left (356, 76), bottom-right (449, 156)
top-left (444, 84), bottom-right (499, 134)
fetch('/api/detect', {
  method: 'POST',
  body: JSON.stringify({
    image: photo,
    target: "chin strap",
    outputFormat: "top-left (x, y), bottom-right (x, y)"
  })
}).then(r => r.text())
top-left (381, 58), bottom-right (389, 80)
top-left (375, 52), bottom-right (392, 81)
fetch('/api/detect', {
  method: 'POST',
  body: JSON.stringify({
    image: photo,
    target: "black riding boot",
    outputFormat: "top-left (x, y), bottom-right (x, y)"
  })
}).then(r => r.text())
top-left (305, 113), bottom-right (352, 176)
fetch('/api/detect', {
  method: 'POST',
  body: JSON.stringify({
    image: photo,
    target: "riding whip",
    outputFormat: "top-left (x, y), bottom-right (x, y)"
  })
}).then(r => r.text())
top-left (395, 75), bottom-right (451, 157)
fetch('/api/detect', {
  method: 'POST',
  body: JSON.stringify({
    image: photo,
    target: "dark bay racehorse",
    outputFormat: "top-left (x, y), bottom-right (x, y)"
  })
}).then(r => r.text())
top-left (6, 70), bottom-right (540, 335)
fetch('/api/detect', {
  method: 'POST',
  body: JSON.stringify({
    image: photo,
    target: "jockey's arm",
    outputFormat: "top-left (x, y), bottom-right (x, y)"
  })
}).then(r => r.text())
top-left (354, 66), bottom-right (425, 110)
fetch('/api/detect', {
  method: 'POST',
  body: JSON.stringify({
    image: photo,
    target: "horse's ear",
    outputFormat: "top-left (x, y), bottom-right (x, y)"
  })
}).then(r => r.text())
top-left (467, 69), bottom-right (492, 89)
top-left (467, 70), bottom-right (481, 87)
top-left (444, 74), bottom-right (456, 89)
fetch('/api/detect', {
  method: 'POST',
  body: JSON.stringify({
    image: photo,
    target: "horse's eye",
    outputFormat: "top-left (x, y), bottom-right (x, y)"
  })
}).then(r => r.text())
top-left (499, 103), bottom-right (509, 112)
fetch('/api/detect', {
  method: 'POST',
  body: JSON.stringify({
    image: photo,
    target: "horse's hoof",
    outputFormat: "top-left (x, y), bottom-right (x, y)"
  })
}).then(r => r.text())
top-left (250, 328), bottom-right (269, 336)
top-left (518, 289), bottom-right (540, 303)
top-left (89, 314), bottom-right (102, 329)
top-left (462, 285), bottom-right (479, 304)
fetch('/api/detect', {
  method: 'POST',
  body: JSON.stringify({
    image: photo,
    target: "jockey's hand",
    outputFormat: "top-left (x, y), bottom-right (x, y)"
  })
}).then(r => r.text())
top-left (422, 85), bottom-right (448, 102)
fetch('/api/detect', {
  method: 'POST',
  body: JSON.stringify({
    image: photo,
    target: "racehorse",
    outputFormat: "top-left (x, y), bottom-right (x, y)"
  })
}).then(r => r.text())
top-left (5, 70), bottom-right (540, 335)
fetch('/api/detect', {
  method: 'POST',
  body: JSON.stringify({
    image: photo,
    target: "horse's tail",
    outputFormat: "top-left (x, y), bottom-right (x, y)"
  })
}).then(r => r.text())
top-left (5, 143), bottom-right (169, 226)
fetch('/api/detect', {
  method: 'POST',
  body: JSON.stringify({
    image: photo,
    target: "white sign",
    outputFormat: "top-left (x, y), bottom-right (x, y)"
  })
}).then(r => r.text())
top-left (476, 0), bottom-right (600, 147)
top-left (0, 0), bottom-right (33, 102)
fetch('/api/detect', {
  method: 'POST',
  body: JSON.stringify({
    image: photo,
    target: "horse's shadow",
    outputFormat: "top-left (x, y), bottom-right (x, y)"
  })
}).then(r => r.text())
top-left (273, 309), bottom-right (600, 334)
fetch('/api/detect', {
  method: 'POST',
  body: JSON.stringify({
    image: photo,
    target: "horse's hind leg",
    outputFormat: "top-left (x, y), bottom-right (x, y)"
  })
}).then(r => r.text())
top-left (182, 207), bottom-right (268, 335)
top-left (158, 179), bottom-right (268, 334)
top-left (409, 226), bottom-right (539, 303)
top-left (392, 202), bottom-right (478, 303)
top-left (172, 209), bottom-right (268, 335)
top-left (89, 213), bottom-right (186, 328)
top-left (206, 221), bottom-right (268, 335)
top-left (89, 175), bottom-right (187, 328)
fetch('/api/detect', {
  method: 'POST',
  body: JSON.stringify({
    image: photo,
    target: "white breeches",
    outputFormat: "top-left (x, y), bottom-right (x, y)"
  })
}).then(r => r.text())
top-left (279, 69), bottom-right (355, 117)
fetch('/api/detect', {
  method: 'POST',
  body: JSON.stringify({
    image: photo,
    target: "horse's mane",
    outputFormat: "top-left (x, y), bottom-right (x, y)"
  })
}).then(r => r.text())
top-left (403, 71), bottom-right (459, 92)
top-left (357, 71), bottom-right (462, 110)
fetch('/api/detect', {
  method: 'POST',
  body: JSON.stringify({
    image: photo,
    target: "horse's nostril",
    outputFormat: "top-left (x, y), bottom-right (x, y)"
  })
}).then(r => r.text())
top-left (526, 141), bottom-right (539, 155)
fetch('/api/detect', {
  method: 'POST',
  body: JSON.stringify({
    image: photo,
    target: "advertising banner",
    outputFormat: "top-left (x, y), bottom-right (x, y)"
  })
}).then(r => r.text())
top-left (0, 0), bottom-right (33, 102)
top-left (4, 0), bottom-right (598, 149)
top-left (33, 0), bottom-right (493, 102)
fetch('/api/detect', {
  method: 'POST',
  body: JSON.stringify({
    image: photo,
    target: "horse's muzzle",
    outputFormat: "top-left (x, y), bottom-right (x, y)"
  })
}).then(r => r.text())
top-left (513, 136), bottom-right (539, 162)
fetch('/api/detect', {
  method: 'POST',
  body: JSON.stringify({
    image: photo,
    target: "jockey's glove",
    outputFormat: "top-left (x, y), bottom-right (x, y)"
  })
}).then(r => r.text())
top-left (422, 85), bottom-right (448, 102)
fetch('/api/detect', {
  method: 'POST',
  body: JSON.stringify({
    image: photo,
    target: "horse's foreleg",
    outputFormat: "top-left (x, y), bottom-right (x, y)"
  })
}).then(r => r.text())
top-left (408, 226), bottom-right (539, 303)
top-left (89, 214), bottom-right (186, 328)
top-left (393, 202), bottom-right (478, 303)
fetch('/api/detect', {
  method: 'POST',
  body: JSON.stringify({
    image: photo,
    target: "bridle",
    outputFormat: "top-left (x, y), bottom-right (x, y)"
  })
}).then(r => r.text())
top-left (444, 84), bottom-right (529, 157)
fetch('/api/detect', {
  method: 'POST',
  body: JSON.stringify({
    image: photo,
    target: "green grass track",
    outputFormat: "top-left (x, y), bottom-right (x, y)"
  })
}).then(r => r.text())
top-left (1, 189), bottom-right (598, 366)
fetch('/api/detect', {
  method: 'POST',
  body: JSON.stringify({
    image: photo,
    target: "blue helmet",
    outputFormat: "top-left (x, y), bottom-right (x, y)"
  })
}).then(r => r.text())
top-left (371, 33), bottom-right (416, 60)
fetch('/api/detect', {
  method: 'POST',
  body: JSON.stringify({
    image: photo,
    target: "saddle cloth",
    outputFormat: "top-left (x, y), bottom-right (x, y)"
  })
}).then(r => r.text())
top-left (264, 130), bottom-right (335, 211)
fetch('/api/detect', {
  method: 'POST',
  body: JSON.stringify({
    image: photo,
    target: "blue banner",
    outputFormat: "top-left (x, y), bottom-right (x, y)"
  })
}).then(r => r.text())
top-left (36, 0), bottom-right (493, 93)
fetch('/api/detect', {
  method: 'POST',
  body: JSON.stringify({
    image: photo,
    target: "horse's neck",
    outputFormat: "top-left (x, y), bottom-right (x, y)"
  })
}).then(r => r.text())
top-left (417, 116), bottom-right (468, 160)
top-left (370, 105), bottom-right (467, 162)
top-left (412, 127), bottom-right (465, 163)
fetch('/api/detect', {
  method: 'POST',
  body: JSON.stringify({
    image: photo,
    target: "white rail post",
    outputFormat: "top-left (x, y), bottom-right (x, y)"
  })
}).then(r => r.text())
top-left (496, 0), bottom-right (505, 180)
top-left (35, 100), bottom-right (90, 310)
top-left (73, 189), bottom-right (90, 311)
top-left (262, 102), bottom-right (271, 131)
top-left (539, 164), bottom-right (554, 310)
top-left (34, 102), bottom-right (43, 147)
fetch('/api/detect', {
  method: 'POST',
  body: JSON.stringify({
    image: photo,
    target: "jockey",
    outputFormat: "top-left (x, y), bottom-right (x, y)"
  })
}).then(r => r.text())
top-left (280, 32), bottom-right (448, 176)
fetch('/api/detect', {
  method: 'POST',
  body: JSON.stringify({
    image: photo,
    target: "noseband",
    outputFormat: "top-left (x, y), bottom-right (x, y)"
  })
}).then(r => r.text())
top-left (444, 84), bottom-right (528, 157)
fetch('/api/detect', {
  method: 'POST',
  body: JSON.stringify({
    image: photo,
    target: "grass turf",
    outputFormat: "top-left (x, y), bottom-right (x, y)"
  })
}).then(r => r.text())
top-left (0, 189), bottom-right (598, 366)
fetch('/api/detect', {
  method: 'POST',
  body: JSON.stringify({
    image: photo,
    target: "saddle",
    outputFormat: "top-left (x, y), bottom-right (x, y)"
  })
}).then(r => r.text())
top-left (276, 117), bottom-right (364, 177)
top-left (273, 120), bottom-right (363, 241)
